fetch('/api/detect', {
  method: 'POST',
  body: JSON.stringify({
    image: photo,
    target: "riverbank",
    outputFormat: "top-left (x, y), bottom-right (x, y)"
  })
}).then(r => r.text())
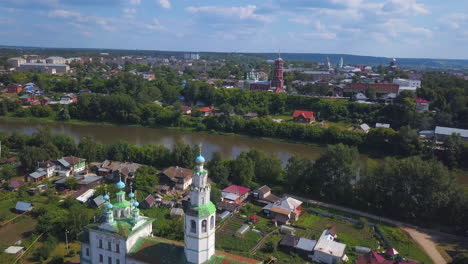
top-left (0, 117), bottom-right (328, 163)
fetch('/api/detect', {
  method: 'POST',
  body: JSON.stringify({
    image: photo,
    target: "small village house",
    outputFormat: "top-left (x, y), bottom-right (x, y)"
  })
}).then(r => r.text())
top-left (160, 166), bottom-right (193, 190)
top-left (414, 98), bottom-right (430, 112)
top-left (7, 180), bottom-right (24, 191)
top-left (221, 185), bottom-right (251, 204)
top-left (312, 228), bottom-right (348, 264)
top-left (262, 196), bottom-right (302, 225)
top-left (252, 185), bottom-right (279, 206)
top-left (292, 110), bottom-right (315, 123)
top-left (140, 194), bottom-right (157, 209)
top-left (56, 156), bottom-right (86, 177)
top-left (4, 246), bottom-right (25, 258)
top-left (15, 201), bottom-right (33, 213)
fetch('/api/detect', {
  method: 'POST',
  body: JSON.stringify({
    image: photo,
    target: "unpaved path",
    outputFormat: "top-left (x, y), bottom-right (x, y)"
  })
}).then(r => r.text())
top-left (402, 227), bottom-right (446, 264)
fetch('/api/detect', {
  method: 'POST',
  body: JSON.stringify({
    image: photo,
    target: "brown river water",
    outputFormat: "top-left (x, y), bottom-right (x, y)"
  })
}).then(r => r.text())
top-left (0, 119), bottom-right (326, 164)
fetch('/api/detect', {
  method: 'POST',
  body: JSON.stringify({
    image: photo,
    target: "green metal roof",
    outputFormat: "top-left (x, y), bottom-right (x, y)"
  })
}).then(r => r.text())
top-left (187, 202), bottom-right (216, 218)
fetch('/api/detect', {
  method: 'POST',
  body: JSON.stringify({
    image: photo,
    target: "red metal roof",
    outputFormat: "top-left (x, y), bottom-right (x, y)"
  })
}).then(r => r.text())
top-left (414, 98), bottom-right (429, 103)
top-left (199, 106), bottom-right (214, 112)
top-left (222, 185), bottom-right (251, 196)
top-left (293, 110), bottom-right (314, 119)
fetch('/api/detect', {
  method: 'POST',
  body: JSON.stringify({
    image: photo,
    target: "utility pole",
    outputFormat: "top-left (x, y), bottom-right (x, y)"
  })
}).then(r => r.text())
top-left (65, 229), bottom-right (70, 255)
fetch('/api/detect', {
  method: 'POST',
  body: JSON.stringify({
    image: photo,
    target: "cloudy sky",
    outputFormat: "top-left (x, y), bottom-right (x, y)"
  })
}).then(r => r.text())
top-left (1, 0), bottom-right (467, 59)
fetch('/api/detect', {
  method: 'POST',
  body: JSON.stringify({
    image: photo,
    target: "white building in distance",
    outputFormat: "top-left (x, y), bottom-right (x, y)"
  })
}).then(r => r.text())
top-left (393, 78), bottom-right (421, 92)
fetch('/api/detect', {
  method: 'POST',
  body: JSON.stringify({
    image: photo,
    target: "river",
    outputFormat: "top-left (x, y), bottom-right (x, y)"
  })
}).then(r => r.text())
top-left (0, 119), bottom-right (326, 164)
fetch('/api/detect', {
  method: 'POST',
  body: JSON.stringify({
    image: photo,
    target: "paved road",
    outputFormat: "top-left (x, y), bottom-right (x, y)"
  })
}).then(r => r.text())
top-left (286, 194), bottom-right (468, 264)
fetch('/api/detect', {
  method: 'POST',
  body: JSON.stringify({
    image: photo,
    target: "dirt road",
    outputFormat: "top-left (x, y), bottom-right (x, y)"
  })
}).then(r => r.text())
top-left (402, 227), bottom-right (446, 264)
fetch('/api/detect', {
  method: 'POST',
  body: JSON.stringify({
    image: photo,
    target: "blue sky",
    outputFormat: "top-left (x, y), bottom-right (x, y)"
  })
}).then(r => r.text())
top-left (1, 0), bottom-right (467, 59)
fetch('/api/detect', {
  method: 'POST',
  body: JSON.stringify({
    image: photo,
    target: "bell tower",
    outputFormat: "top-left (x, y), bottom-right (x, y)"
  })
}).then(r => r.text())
top-left (184, 146), bottom-right (216, 263)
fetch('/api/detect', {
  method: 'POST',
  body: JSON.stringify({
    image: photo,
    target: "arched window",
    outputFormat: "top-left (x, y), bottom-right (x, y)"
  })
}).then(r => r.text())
top-left (210, 216), bottom-right (214, 230)
top-left (190, 220), bottom-right (196, 233)
top-left (202, 220), bottom-right (207, 233)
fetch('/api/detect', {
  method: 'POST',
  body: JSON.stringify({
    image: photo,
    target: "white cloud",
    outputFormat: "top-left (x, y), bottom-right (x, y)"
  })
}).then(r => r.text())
top-left (378, 18), bottom-right (432, 38)
top-left (288, 16), bottom-right (312, 25)
top-left (128, 0), bottom-right (140, 5)
top-left (186, 5), bottom-right (272, 23)
top-left (158, 0), bottom-right (171, 9)
top-left (48, 9), bottom-right (116, 31)
top-left (440, 13), bottom-right (468, 29)
top-left (123, 8), bottom-right (136, 18)
top-left (144, 18), bottom-right (166, 31)
top-left (381, 0), bottom-right (429, 15)
top-left (48, 9), bottom-right (82, 19)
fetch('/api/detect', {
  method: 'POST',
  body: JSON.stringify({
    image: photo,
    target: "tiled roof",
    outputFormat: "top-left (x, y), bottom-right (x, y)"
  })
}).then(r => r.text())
top-left (222, 185), bottom-right (251, 196)
top-left (293, 110), bottom-right (314, 119)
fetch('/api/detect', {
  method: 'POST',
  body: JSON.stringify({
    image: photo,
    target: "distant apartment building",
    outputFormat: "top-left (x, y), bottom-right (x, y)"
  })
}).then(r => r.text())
top-left (18, 63), bottom-right (69, 73)
top-left (393, 78), bottom-right (421, 92)
top-left (184, 53), bottom-right (200, 60)
top-left (7, 57), bottom-right (26, 68)
top-left (46, 56), bottom-right (66, 64)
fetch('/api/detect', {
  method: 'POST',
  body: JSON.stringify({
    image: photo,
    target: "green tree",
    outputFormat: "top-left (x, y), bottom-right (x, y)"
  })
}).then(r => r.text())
top-left (171, 141), bottom-right (194, 168)
top-left (57, 107), bottom-right (71, 121)
top-left (134, 166), bottom-right (159, 194)
top-left (231, 153), bottom-right (255, 186)
top-left (312, 144), bottom-right (360, 202)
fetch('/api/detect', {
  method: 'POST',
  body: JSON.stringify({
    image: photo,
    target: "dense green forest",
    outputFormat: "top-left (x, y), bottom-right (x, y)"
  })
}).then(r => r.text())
top-left (1, 131), bottom-right (467, 234)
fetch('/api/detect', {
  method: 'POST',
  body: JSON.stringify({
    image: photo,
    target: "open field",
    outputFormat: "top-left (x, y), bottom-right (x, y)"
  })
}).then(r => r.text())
top-left (216, 215), bottom-right (262, 254)
top-left (378, 225), bottom-right (434, 264)
top-left (295, 212), bottom-right (380, 261)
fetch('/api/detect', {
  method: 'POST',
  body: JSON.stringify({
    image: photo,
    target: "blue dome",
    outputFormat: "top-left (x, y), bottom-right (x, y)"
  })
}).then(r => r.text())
top-left (106, 203), bottom-right (113, 209)
top-left (196, 155), bottom-right (205, 163)
top-left (116, 180), bottom-right (125, 189)
top-left (128, 192), bottom-right (135, 198)
top-left (103, 194), bottom-right (110, 201)
top-left (133, 201), bottom-right (139, 207)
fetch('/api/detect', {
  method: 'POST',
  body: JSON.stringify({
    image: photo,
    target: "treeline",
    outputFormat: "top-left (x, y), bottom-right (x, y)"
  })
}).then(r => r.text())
top-left (1, 131), bottom-right (467, 233)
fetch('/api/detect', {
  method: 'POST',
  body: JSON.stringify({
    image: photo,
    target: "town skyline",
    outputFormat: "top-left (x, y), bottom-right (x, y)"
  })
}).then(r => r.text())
top-left (1, 0), bottom-right (468, 59)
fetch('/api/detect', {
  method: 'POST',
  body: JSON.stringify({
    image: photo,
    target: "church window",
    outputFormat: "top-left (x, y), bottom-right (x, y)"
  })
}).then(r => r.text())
top-left (116, 243), bottom-right (120, 253)
top-left (108, 241), bottom-right (111, 250)
top-left (116, 260), bottom-right (120, 264)
top-left (98, 239), bottom-right (103, 248)
top-left (190, 220), bottom-right (196, 233)
top-left (202, 220), bottom-right (207, 233)
top-left (86, 248), bottom-right (89, 256)
top-left (99, 254), bottom-right (103, 263)
top-left (210, 216), bottom-right (214, 230)
top-left (108, 256), bottom-right (112, 264)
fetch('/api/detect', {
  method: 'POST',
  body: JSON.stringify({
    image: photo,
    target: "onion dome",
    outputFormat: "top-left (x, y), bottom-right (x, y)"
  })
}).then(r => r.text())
top-left (196, 155), bottom-right (205, 164)
top-left (116, 180), bottom-right (125, 189)
top-left (133, 201), bottom-right (139, 207)
top-left (106, 203), bottom-right (113, 209)
top-left (128, 192), bottom-right (135, 198)
top-left (103, 194), bottom-right (110, 201)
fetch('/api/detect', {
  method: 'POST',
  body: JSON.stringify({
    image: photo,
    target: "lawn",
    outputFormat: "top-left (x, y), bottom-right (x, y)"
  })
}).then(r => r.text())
top-left (295, 212), bottom-right (380, 261)
top-left (216, 215), bottom-right (262, 254)
top-left (378, 224), bottom-right (434, 264)
top-left (255, 234), bottom-right (305, 264)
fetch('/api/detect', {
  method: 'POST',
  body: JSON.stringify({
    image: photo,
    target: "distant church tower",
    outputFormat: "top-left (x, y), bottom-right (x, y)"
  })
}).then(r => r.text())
top-left (271, 53), bottom-right (284, 91)
top-left (184, 149), bottom-right (216, 263)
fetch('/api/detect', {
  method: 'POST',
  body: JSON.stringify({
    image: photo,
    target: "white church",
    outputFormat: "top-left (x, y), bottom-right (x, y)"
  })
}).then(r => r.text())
top-left (79, 152), bottom-right (260, 264)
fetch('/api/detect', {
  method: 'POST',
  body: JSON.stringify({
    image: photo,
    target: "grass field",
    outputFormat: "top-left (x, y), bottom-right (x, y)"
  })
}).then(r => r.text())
top-left (295, 212), bottom-right (380, 261)
top-left (215, 215), bottom-right (262, 254)
top-left (378, 224), bottom-right (434, 264)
